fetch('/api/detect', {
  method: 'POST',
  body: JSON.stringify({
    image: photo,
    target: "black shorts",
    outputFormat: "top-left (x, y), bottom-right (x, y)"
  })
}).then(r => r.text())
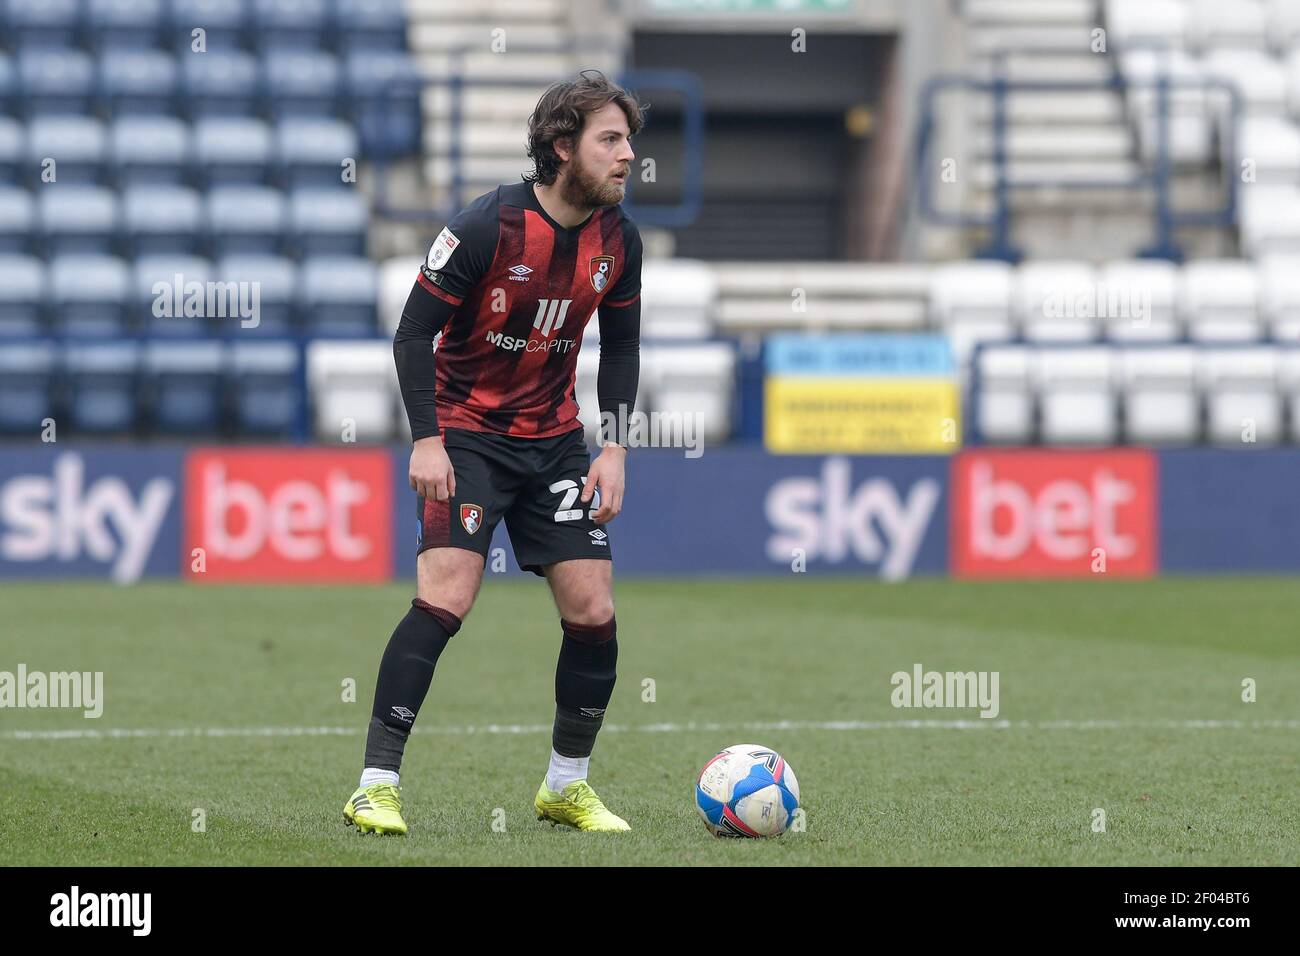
top-left (415, 426), bottom-right (612, 576)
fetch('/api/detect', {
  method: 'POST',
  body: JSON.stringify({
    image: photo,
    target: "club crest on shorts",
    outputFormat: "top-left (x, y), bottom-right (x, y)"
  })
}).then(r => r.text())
top-left (589, 255), bottom-right (614, 293)
top-left (460, 503), bottom-right (483, 534)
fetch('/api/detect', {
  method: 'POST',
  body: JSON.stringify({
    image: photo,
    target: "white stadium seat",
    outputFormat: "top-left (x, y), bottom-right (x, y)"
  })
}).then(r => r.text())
top-left (640, 259), bottom-right (716, 340)
top-left (378, 256), bottom-right (421, 338)
top-left (307, 341), bottom-right (398, 443)
top-left (1186, 0), bottom-right (1268, 51)
top-left (648, 344), bottom-right (737, 447)
top-left (1259, 257), bottom-right (1300, 340)
top-left (1267, 0), bottom-right (1300, 52)
top-left (1236, 117), bottom-right (1300, 184)
top-left (1203, 49), bottom-right (1287, 117)
top-left (1200, 348), bottom-right (1282, 443)
top-left (1016, 261), bottom-right (1100, 342)
top-left (1035, 348), bottom-right (1118, 443)
top-left (975, 345), bottom-right (1034, 443)
top-left (1106, 0), bottom-right (1188, 49)
top-left (930, 261), bottom-right (1015, 362)
top-left (1180, 260), bottom-right (1262, 341)
top-left (1120, 347), bottom-right (1201, 443)
top-left (1098, 260), bottom-right (1180, 342)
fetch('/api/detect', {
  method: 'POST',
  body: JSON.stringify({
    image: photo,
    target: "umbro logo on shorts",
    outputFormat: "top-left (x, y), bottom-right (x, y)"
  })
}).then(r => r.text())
top-left (588, 529), bottom-right (608, 546)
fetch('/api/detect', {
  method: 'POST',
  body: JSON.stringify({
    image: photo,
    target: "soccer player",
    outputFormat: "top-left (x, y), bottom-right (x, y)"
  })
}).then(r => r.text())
top-left (343, 71), bottom-right (644, 835)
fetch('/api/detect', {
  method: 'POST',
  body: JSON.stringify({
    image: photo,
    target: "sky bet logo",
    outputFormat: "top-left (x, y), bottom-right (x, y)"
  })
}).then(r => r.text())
top-left (0, 453), bottom-right (174, 583)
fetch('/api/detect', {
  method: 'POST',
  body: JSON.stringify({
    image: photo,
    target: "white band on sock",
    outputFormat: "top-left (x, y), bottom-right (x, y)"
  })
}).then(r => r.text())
top-left (360, 768), bottom-right (399, 789)
top-left (546, 748), bottom-right (590, 793)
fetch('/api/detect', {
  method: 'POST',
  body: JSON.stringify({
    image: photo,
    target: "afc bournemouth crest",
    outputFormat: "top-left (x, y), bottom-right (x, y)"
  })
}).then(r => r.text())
top-left (589, 255), bottom-right (615, 293)
top-left (460, 503), bottom-right (483, 535)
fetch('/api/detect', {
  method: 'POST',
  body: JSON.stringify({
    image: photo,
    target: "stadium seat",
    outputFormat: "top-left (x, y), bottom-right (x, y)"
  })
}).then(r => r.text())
top-left (26, 115), bottom-right (107, 184)
top-left (0, 341), bottom-right (56, 435)
top-left (38, 185), bottom-right (119, 254)
top-left (143, 340), bottom-right (225, 435)
top-left (170, 0), bottom-right (249, 51)
top-left (1259, 257), bottom-right (1300, 340)
top-left (121, 185), bottom-right (204, 256)
top-left (1105, 0), bottom-right (1187, 49)
top-left (230, 341), bottom-right (302, 437)
top-left (645, 344), bottom-right (736, 446)
top-left (1180, 260), bottom-right (1262, 342)
top-left (1236, 117), bottom-right (1300, 185)
top-left (641, 259), bottom-right (716, 339)
top-left (49, 254), bottom-right (132, 337)
top-left (332, 0), bottom-right (408, 52)
top-left (5, 0), bottom-right (83, 48)
top-left (263, 47), bottom-right (341, 118)
top-left (307, 340), bottom-right (396, 442)
top-left (205, 185), bottom-right (286, 256)
top-left (99, 48), bottom-right (179, 116)
top-left (64, 342), bottom-right (141, 435)
top-left (0, 117), bottom-right (19, 183)
top-left (88, 0), bottom-right (167, 49)
top-left (135, 253), bottom-right (214, 337)
top-left (298, 255), bottom-right (378, 337)
top-left (215, 254), bottom-right (296, 335)
top-left (1098, 260), bottom-right (1180, 342)
top-left (344, 51), bottom-right (421, 157)
top-left (250, 0), bottom-right (331, 50)
top-left (1120, 347), bottom-right (1201, 444)
top-left (1240, 186), bottom-right (1300, 259)
top-left (1203, 49), bottom-right (1287, 118)
top-left (1016, 261), bottom-right (1100, 342)
top-left (1277, 349), bottom-right (1300, 440)
top-left (110, 115), bottom-right (191, 184)
top-left (1267, 0), bottom-right (1300, 52)
top-left (16, 47), bottom-right (96, 116)
top-left (287, 187), bottom-right (367, 255)
top-left (1186, 0), bottom-right (1268, 51)
top-left (1201, 348), bottom-right (1282, 444)
top-left (377, 255), bottom-right (421, 337)
top-left (194, 117), bottom-right (272, 184)
top-left (181, 49), bottom-right (260, 117)
top-left (0, 255), bottom-right (45, 337)
top-left (1036, 348), bottom-right (1117, 444)
top-left (0, 188), bottom-right (34, 254)
top-left (275, 117), bottom-right (358, 188)
top-left (930, 261), bottom-right (1015, 363)
top-left (974, 345), bottom-right (1034, 444)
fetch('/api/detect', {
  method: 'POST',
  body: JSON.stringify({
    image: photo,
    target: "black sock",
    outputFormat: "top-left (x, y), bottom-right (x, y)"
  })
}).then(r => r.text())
top-left (363, 598), bottom-right (462, 773)
top-left (552, 616), bottom-right (617, 759)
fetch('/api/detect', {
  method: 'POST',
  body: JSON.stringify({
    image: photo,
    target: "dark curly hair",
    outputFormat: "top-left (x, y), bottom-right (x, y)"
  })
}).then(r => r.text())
top-left (523, 70), bottom-right (646, 187)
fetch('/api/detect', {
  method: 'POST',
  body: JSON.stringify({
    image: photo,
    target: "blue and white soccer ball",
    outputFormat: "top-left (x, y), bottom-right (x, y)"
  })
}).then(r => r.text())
top-left (695, 744), bottom-right (800, 838)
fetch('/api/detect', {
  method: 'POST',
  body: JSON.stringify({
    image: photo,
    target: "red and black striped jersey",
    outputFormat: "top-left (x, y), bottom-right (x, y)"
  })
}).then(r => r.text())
top-left (415, 181), bottom-right (642, 438)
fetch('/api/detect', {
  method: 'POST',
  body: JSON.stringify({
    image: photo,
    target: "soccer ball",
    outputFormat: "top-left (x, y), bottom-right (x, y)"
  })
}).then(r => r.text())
top-left (694, 744), bottom-right (800, 838)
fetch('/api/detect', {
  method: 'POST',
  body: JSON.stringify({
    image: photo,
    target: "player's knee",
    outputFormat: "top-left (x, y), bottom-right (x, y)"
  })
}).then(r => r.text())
top-left (564, 598), bottom-right (615, 628)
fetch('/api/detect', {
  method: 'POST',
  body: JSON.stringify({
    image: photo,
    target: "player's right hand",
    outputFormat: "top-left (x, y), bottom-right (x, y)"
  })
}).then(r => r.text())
top-left (410, 436), bottom-right (456, 501)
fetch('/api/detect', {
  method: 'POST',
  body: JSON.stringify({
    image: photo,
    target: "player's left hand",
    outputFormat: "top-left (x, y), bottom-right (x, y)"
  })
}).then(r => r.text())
top-left (582, 444), bottom-right (626, 525)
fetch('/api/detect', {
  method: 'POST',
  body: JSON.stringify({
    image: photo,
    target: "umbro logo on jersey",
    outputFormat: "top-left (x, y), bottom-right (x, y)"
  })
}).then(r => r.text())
top-left (507, 264), bottom-right (533, 282)
top-left (533, 298), bottom-right (571, 336)
top-left (390, 706), bottom-right (416, 723)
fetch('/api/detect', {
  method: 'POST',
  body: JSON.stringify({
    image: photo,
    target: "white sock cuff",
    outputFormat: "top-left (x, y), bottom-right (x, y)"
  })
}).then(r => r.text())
top-left (360, 768), bottom-right (400, 789)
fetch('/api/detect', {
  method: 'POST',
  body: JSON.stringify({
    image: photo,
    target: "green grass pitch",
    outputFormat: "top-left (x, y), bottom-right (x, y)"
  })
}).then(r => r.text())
top-left (1, 577), bottom-right (1297, 866)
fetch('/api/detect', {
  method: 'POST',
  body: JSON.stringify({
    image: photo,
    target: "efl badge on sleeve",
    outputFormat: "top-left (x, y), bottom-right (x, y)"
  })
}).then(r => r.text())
top-left (460, 503), bottom-right (483, 535)
top-left (589, 256), bottom-right (614, 293)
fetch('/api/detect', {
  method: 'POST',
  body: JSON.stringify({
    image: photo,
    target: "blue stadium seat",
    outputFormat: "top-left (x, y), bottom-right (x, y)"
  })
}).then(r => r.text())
top-left (298, 255), bottom-right (377, 337)
top-left (144, 340), bottom-right (225, 434)
top-left (0, 119), bottom-right (24, 191)
top-left (135, 253), bottom-right (214, 337)
top-left (180, 49), bottom-right (259, 117)
top-left (0, 188), bottom-right (34, 254)
top-left (275, 117), bottom-right (357, 188)
top-left (5, 0), bottom-right (83, 48)
top-left (17, 47), bottom-right (96, 116)
top-left (110, 115), bottom-right (190, 184)
top-left (122, 185), bottom-right (203, 255)
top-left (0, 342), bottom-right (57, 435)
top-left (263, 47), bottom-right (341, 118)
top-left (205, 185), bottom-right (285, 256)
top-left (0, 255), bottom-right (46, 337)
top-left (193, 116), bottom-right (272, 184)
top-left (332, 0), bottom-right (408, 52)
top-left (250, 0), bottom-right (330, 50)
top-left (64, 342), bottom-right (141, 435)
top-left (288, 187), bottom-right (366, 255)
top-left (168, 0), bottom-right (248, 53)
top-left (344, 51), bottom-right (420, 157)
top-left (38, 185), bottom-right (118, 254)
top-left (49, 254), bottom-right (132, 337)
top-left (26, 115), bottom-right (107, 184)
top-left (100, 49), bottom-right (179, 116)
top-left (230, 340), bottom-right (300, 436)
top-left (87, 0), bottom-right (166, 49)
top-left (215, 254), bottom-right (296, 335)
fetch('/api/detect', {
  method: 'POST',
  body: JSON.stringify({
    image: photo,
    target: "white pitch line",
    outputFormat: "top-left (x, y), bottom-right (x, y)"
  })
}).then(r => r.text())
top-left (2, 718), bottom-right (1298, 741)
